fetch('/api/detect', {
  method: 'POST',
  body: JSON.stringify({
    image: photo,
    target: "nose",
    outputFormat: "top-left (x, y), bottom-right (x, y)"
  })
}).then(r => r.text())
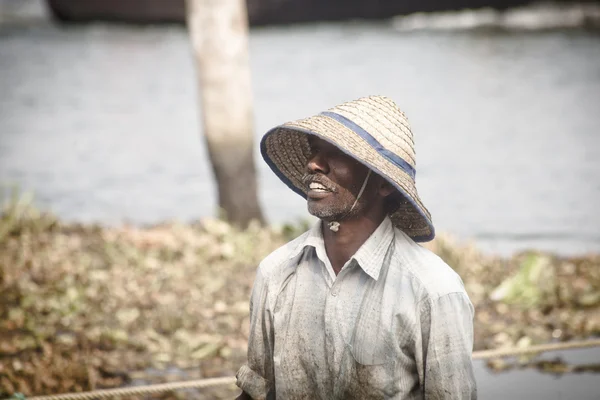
top-left (306, 151), bottom-right (329, 175)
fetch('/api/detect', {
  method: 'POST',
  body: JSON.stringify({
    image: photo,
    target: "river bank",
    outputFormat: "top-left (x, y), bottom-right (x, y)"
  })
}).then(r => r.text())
top-left (1, 196), bottom-right (599, 397)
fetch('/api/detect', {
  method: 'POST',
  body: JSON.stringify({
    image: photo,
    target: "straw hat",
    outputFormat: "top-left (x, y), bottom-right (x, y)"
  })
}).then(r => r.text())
top-left (260, 95), bottom-right (434, 242)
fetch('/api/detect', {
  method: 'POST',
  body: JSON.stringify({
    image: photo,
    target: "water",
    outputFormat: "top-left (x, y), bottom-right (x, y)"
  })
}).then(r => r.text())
top-left (1, 11), bottom-right (599, 399)
top-left (475, 348), bottom-right (600, 399)
top-left (2, 22), bottom-right (599, 256)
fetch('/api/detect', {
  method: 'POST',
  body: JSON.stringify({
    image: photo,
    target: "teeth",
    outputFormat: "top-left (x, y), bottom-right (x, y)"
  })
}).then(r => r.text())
top-left (309, 182), bottom-right (328, 191)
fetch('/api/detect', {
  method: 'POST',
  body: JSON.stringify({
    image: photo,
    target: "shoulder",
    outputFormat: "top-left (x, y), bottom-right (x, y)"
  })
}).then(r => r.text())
top-left (391, 229), bottom-right (468, 303)
top-left (257, 229), bottom-right (311, 279)
top-left (253, 231), bottom-right (310, 309)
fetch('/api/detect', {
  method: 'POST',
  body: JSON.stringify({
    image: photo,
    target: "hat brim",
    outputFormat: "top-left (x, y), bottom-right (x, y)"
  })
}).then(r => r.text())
top-left (260, 115), bottom-right (435, 242)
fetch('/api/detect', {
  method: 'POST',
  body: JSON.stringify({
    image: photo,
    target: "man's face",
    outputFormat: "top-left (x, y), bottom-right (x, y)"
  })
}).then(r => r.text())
top-left (303, 136), bottom-right (375, 221)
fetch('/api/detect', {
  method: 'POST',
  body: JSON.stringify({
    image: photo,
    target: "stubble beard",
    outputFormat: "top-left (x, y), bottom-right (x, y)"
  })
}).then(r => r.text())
top-left (307, 193), bottom-right (365, 221)
top-left (303, 173), bottom-right (367, 222)
top-left (307, 201), bottom-right (345, 220)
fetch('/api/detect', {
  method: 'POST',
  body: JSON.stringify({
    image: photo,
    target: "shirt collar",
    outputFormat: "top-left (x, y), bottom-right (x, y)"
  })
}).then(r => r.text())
top-left (290, 216), bottom-right (395, 281)
top-left (289, 220), bottom-right (324, 260)
top-left (351, 216), bottom-right (394, 281)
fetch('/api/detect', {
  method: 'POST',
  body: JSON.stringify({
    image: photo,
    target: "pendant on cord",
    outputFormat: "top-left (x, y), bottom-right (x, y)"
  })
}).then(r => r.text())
top-left (328, 221), bottom-right (340, 232)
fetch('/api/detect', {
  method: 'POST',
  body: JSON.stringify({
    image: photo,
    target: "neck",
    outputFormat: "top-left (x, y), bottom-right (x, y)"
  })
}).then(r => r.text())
top-left (321, 210), bottom-right (387, 275)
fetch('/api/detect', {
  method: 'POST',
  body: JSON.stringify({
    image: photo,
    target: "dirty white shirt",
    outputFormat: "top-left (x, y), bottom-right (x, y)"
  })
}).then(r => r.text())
top-left (236, 217), bottom-right (477, 400)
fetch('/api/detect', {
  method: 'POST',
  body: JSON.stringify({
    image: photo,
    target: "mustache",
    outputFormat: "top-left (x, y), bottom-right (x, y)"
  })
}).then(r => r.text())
top-left (302, 173), bottom-right (336, 192)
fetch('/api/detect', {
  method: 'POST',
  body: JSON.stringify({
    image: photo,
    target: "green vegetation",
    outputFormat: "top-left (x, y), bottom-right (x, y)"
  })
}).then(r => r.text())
top-left (0, 197), bottom-right (599, 397)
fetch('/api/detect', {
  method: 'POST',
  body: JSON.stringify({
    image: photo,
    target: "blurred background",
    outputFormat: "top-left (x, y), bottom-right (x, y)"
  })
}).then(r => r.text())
top-left (1, 0), bottom-right (599, 398)
top-left (1, 0), bottom-right (599, 256)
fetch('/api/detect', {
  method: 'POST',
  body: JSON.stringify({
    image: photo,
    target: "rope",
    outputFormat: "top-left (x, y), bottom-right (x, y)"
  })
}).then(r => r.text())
top-left (14, 338), bottom-right (600, 400)
top-left (24, 377), bottom-right (235, 400)
top-left (471, 338), bottom-right (600, 360)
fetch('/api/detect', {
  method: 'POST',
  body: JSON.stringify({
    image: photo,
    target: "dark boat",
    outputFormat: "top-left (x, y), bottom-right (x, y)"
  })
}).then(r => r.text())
top-left (46, 0), bottom-right (538, 26)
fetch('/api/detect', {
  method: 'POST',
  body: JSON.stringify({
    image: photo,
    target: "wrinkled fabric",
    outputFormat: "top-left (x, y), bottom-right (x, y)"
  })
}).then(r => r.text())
top-left (237, 217), bottom-right (477, 399)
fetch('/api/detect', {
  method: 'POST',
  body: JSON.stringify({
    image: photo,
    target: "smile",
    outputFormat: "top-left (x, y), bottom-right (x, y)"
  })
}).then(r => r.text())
top-left (309, 182), bottom-right (331, 192)
top-left (307, 181), bottom-right (334, 200)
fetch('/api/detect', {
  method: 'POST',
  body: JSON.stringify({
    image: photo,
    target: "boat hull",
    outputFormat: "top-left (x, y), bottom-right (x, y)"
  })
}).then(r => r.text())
top-left (46, 0), bottom-right (538, 26)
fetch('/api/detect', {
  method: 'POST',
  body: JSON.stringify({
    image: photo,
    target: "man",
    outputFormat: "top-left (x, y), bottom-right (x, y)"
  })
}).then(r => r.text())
top-left (236, 96), bottom-right (476, 399)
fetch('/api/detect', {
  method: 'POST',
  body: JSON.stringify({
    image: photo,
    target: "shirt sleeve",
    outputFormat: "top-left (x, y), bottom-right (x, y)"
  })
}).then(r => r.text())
top-left (419, 292), bottom-right (477, 399)
top-left (236, 266), bottom-right (275, 400)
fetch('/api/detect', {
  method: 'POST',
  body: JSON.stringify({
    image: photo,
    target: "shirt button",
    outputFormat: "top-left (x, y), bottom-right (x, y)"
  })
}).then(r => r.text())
top-left (331, 288), bottom-right (338, 297)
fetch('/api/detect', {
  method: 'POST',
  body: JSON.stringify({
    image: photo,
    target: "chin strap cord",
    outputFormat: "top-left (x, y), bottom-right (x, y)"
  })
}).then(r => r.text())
top-left (328, 170), bottom-right (372, 232)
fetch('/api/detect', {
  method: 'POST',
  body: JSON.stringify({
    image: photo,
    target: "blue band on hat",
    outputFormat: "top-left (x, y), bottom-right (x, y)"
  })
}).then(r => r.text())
top-left (320, 111), bottom-right (416, 180)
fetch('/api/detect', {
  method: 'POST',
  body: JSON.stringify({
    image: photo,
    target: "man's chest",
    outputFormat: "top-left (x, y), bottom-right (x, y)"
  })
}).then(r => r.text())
top-left (269, 261), bottom-right (419, 399)
top-left (271, 259), bottom-right (405, 368)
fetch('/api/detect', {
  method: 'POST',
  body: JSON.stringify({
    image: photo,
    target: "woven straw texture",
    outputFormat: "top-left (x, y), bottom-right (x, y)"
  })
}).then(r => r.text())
top-left (261, 95), bottom-right (434, 242)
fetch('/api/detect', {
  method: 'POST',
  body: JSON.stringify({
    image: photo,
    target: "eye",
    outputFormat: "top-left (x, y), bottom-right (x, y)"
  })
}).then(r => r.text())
top-left (308, 141), bottom-right (320, 157)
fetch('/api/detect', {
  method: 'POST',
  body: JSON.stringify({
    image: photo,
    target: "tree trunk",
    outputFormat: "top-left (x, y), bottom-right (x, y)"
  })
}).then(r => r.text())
top-left (186, 0), bottom-right (264, 227)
